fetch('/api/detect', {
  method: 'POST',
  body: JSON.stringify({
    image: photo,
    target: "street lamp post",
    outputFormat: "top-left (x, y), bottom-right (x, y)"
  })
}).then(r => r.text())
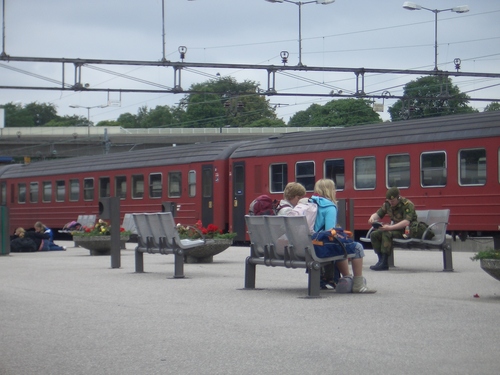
top-left (265, 0), bottom-right (335, 66)
top-left (69, 104), bottom-right (107, 135)
top-left (402, 2), bottom-right (469, 71)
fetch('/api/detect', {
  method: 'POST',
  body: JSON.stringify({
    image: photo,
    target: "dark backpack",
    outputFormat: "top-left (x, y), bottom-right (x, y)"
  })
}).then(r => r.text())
top-left (249, 195), bottom-right (278, 216)
top-left (10, 237), bottom-right (38, 252)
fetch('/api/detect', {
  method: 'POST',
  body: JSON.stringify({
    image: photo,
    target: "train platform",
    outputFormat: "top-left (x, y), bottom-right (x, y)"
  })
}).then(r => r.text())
top-left (1, 241), bottom-right (499, 375)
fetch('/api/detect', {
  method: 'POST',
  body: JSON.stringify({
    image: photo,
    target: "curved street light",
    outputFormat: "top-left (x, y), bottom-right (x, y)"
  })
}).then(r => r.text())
top-left (402, 2), bottom-right (469, 71)
top-left (70, 104), bottom-right (108, 135)
top-left (265, 0), bottom-right (336, 66)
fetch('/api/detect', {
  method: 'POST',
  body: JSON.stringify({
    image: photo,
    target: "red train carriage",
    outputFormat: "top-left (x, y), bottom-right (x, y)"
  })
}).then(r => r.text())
top-left (228, 111), bottom-right (500, 242)
top-left (0, 140), bottom-right (244, 236)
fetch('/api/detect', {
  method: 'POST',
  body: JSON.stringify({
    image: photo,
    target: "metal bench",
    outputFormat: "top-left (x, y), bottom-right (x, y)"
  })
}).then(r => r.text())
top-left (360, 209), bottom-right (453, 271)
top-left (133, 212), bottom-right (211, 278)
top-left (244, 215), bottom-right (355, 298)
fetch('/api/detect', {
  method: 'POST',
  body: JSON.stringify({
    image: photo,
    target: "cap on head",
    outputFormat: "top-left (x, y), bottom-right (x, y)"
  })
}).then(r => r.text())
top-left (386, 187), bottom-right (400, 200)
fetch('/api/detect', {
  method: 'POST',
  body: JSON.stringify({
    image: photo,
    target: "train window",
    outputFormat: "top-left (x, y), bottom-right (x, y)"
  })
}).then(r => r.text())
top-left (115, 176), bottom-right (127, 200)
top-left (421, 152), bottom-right (447, 187)
top-left (83, 178), bottom-right (94, 201)
top-left (296, 161), bottom-right (315, 191)
top-left (1, 182), bottom-right (6, 205)
top-left (324, 159), bottom-right (345, 190)
top-left (354, 157), bottom-right (376, 190)
top-left (188, 170), bottom-right (196, 197)
top-left (18, 183), bottom-right (26, 204)
top-left (169, 172), bottom-right (182, 198)
top-left (270, 163), bottom-right (288, 193)
top-left (149, 173), bottom-right (162, 198)
top-left (30, 182), bottom-right (39, 203)
top-left (43, 181), bottom-right (52, 203)
top-left (69, 179), bottom-right (79, 202)
top-left (459, 148), bottom-right (486, 186)
top-left (99, 177), bottom-right (110, 198)
top-left (132, 175), bottom-right (144, 199)
top-left (387, 154), bottom-right (410, 188)
top-left (56, 180), bottom-right (65, 202)
top-left (234, 165), bottom-right (244, 195)
top-left (202, 169), bottom-right (212, 198)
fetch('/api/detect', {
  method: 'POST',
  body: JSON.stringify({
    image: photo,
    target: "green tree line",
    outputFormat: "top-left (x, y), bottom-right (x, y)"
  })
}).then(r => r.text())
top-left (2, 76), bottom-right (498, 128)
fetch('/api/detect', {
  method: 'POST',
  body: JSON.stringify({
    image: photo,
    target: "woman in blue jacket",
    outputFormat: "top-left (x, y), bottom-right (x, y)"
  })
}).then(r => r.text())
top-left (311, 179), bottom-right (376, 293)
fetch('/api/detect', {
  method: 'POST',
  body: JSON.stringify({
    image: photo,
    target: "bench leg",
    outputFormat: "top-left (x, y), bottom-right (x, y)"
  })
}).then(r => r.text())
top-left (173, 251), bottom-right (185, 279)
top-left (135, 251), bottom-right (144, 273)
top-left (244, 257), bottom-right (256, 289)
top-left (307, 262), bottom-right (322, 298)
top-left (442, 242), bottom-right (454, 272)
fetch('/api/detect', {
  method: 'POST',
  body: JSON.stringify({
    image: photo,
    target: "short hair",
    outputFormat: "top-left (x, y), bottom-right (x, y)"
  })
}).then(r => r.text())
top-left (283, 182), bottom-right (306, 201)
top-left (313, 179), bottom-right (337, 204)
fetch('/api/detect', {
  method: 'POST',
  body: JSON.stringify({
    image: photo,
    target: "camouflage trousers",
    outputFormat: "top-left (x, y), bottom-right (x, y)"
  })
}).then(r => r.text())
top-left (370, 230), bottom-right (404, 255)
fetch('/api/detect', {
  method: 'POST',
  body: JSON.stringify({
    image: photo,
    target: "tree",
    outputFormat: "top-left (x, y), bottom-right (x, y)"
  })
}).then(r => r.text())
top-left (96, 120), bottom-right (121, 127)
top-left (181, 77), bottom-right (278, 128)
top-left (45, 115), bottom-right (89, 127)
top-left (288, 98), bottom-right (382, 127)
top-left (388, 76), bottom-right (477, 121)
top-left (117, 112), bottom-right (138, 128)
top-left (484, 102), bottom-right (500, 112)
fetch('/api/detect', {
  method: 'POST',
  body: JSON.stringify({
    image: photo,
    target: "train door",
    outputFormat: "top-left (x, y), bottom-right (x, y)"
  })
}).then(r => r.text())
top-left (201, 164), bottom-right (214, 227)
top-left (232, 161), bottom-right (246, 242)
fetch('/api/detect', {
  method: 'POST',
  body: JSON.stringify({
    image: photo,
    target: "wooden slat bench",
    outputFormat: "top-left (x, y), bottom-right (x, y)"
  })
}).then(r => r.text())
top-left (360, 209), bottom-right (453, 271)
top-left (244, 215), bottom-right (354, 298)
top-left (133, 212), bottom-right (211, 278)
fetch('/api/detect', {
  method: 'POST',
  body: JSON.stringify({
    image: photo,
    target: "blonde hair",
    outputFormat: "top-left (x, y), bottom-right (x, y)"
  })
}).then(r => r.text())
top-left (34, 221), bottom-right (48, 233)
top-left (15, 227), bottom-right (26, 237)
top-left (283, 182), bottom-right (306, 201)
top-left (313, 179), bottom-right (337, 204)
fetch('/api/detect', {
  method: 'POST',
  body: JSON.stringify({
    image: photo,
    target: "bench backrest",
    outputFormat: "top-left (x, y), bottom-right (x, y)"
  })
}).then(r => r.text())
top-left (415, 210), bottom-right (429, 223)
top-left (245, 215), bottom-right (272, 257)
top-left (122, 213), bottom-right (138, 234)
top-left (77, 214), bottom-right (96, 229)
top-left (282, 215), bottom-right (315, 260)
top-left (426, 209), bottom-right (450, 244)
top-left (132, 213), bottom-right (157, 248)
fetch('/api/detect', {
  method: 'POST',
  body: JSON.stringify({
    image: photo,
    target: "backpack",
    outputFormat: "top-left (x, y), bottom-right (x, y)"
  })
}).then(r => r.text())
top-left (10, 237), bottom-right (38, 252)
top-left (249, 195), bottom-right (278, 216)
top-left (287, 198), bottom-right (318, 234)
top-left (311, 228), bottom-right (357, 258)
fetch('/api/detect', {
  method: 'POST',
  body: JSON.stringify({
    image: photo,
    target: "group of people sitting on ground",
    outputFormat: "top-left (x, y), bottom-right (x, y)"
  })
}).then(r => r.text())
top-left (10, 221), bottom-right (66, 252)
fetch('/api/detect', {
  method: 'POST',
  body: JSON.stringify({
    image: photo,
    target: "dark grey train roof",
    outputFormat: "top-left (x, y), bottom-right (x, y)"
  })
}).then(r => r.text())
top-left (230, 111), bottom-right (500, 159)
top-left (0, 140), bottom-right (246, 179)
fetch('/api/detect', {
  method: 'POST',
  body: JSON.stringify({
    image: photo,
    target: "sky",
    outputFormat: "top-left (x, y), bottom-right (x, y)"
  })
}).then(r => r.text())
top-left (1, 0), bottom-right (499, 125)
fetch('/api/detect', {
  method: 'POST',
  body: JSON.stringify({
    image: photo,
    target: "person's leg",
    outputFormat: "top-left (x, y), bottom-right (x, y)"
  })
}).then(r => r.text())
top-left (369, 230), bottom-right (383, 268)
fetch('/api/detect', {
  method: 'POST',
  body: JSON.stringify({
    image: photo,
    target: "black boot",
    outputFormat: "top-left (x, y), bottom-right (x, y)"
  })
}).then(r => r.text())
top-left (370, 252), bottom-right (383, 270)
top-left (371, 254), bottom-right (389, 271)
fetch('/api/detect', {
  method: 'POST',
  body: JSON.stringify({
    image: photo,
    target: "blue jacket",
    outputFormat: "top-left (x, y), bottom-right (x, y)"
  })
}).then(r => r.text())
top-left (310, 195), bottom-right (337, 232)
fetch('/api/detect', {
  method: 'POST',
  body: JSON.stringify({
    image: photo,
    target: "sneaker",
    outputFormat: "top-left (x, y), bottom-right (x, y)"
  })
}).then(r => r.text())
top-left (62, 246), bottom-right (67, 250)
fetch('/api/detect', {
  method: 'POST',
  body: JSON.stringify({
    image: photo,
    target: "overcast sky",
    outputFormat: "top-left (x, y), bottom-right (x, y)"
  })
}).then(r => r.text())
top-left (1, 0), bottom-right (499, 124)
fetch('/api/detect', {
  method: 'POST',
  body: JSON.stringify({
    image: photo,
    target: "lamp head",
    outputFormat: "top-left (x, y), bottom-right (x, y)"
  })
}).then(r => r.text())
top-left (265, 0), bottom-right (284, 3)
top-left (402, 1), bottom-right (421, 10)
top-left (317, 0), bottom-right (335, 4)
top-left (452, 5), bottom-right (469, 13)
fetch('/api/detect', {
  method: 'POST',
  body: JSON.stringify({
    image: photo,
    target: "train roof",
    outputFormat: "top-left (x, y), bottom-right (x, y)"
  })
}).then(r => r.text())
top-left (230, 111), bottom-right (500, 159)
top-left (0, 140), bottom-right (245, 179)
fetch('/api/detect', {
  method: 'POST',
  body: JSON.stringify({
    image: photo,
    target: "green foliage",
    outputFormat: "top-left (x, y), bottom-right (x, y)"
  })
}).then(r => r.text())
top-left (484, 102), bottom-right (500, 112)
top-left (288, 98), bottom-right (382, 127)
top-left (96, 120), bottom-right (121, 127)
top-left (3, 102), bottom-right (59, 127)
top-left (470, 248), bottom-right (500, 261)
top-left (45, 115), bottom-right (89, 127)
top-left (388, 76), bottom-right (477, 121)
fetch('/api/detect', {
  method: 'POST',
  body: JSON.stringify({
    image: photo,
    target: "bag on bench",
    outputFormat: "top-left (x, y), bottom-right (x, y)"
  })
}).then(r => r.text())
top-left (312, 228), bottom-right (357, 258)
top-left (410, 221), bottom-right (435, 240)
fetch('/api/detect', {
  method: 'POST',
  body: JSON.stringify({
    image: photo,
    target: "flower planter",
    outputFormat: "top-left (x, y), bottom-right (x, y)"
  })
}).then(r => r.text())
top-left (184, 238), bottom-right (233, 264)
top-left (480, 259), bottom-right (500, 282)
top-left (74, 235), bottom-right (129, 256)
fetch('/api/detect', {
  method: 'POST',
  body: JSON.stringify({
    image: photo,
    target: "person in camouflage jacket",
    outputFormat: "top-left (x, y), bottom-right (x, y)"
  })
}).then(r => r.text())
top-left (368, 187), bottom-right (417, 271)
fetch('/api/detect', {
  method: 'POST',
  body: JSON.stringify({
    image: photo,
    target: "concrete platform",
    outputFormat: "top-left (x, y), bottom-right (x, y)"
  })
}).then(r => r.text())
top-left (1, 242), bottom-right (499, 375)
